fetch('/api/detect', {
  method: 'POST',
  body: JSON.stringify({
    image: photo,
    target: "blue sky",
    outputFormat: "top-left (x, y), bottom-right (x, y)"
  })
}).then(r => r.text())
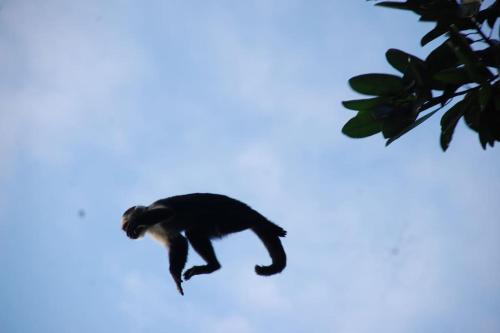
top-left (1, 1), bottom-right (499, 332)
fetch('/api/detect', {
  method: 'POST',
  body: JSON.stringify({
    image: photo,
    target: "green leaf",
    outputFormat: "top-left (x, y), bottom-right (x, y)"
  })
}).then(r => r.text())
top-left (488, 96), bottom-right (500, 140)
top-left (342, 97), bottom-right (388, 111)
top-left (342, 111), bottom-right (382, 138)
top-left (440, 100), bottom-right (465, 151)
top-left (460, 2), bottom-right (481, 17)
top-left (478, 85), bottom-right (492, 110)
top-left (448, 30), bottom-right (495, 83)
top-left (476, 46), bottom-right (500, 68)
top-left (386, 109), bottom-right (439, 145)
top-left (375, 1), bottom-right (416, 11)
top-left (479, 118), bottom-right (492, 149)
top-left (463, 91), bottom-right (480, 131)
top-left (381, 108), bottom-right (416, 139)
top-left (425, 38), bottom-right (459, 73)
top-left (386, 49), bottom-right (423, 74)
top-left (407, 57), bottom-right (428, 90)
top-left (421, 23), bottom-right (448, 46)
top-left (418, 1), bottom-right (460, 21)
top-left (371, 104), bottom-right (401, 120)
top-left (477, 95), bottom-right (500, 149)
top-left (494, 89), bottom-right (500, 111)
top-left (433, 67), bottom-right (473, 85)
top-left (437, 86), bottom-right (460, 108)
top-left (349, 74), bottom-right (405, 96)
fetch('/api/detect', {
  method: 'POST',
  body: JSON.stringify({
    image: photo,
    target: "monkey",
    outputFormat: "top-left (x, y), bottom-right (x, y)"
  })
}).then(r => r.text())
top-left (121, 193), bottom-right (287, 295)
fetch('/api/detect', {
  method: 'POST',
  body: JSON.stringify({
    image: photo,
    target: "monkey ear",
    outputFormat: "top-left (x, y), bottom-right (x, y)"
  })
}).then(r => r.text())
top-left (123, 206), bottom-right (137, 217)
top-left (122, 205), bottom-right (147, 217)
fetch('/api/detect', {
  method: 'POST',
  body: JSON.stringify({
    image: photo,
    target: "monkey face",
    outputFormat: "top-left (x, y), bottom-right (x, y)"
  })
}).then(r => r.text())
top-left (121, 205), bottom-right (148, 238)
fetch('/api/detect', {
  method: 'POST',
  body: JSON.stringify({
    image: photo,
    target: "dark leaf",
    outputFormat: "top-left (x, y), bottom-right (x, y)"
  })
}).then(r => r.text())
top-left (386, 49), bottom-right (424, 74)
top-left (460, 2), bottom-right (481, 17)
top-left (480, 95), bottom-right (500, 146)
top-left (433, 67), bottom-right (473, 85)
top-left (476, 44), bottom-right (500, 68)
top-left (428, 79), bottom-right (452, 91)
top-left (440, 100), bottom-right (466, 151)
top-left (371, 104), bottom-right (400, 120)
top-left (407, 57), bottom-right (429, 93)
top-left (375, 1), bottom-right (416, 11)
top-left (421, 23), bottom-right (448, 46)
top-left (463, 91), bottom-right (480, 131)
top-left (342, 111), bottom-right (382, 138)
top-left (377, 1), bottom-right (464, 23)
top-left (381, 108), bottom-right (415, 139)
top-left (425, 38), bottom-right (459, 73)
top-left (342, 97), bottom-right (388, 111)
top-left (494, 85), bottom-right (500, 112)
top-left (418, 0), bottom-right (460, 21)
top-left (479, 118), bottom-right (492, 149)
top-left (378, 0), bottom-right (459, 20)
top-left (349, 73), bottom-right (405, 96)
top-left (448, 30), bottom-right (495, 83)
top-left (478, 85), bottom-right (492, 110)
top-left (491, 96), bottom-right (500, 140)
top-left (386, 109), bottom-right (439, 145)
top-left (431, 85), bottom-right (460, 109)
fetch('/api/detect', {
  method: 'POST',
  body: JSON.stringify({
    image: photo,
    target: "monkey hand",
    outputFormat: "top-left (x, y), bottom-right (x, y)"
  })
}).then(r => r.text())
top-left (170, 269), bottom-right (185, 295)
top-left (174, 276), bottom-right (184, 296)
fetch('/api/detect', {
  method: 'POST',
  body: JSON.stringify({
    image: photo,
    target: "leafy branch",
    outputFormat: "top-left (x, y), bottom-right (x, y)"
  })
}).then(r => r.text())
top-left (342, 0), bottom-right (499, 151)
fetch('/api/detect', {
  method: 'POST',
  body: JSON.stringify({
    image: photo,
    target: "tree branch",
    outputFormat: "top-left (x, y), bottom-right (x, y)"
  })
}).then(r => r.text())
top-left (419, 85), bottom-right (480, 113)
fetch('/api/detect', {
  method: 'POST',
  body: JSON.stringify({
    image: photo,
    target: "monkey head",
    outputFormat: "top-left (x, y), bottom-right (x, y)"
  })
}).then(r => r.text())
top-left (121, 205), bottom-right (148, 239)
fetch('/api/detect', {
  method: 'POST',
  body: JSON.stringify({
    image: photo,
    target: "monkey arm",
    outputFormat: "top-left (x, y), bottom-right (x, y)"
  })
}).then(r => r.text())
top-left (168, 234), bottom-right (188, 295)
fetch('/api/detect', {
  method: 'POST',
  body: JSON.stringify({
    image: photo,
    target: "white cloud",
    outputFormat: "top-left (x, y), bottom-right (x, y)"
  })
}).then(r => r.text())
top-left (118, 271), bottom-right (191, 332)
top-left (0, 0), bottom-right (149, 168)
top-left (203, 315), bottom-right (254, 333)
top-left (235, 143), bottom-right (284, 197)
top-left (194, 5), bottom-right (341, 149)
top-left (227, 268), bottom-right (291, 313)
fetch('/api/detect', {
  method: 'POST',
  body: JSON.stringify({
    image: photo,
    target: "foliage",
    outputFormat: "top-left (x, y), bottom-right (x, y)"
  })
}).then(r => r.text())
top-left (342, 0), bottom-right (499, 151)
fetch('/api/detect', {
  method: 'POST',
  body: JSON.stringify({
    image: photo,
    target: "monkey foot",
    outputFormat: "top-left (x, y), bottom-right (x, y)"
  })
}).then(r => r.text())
top-left (183, 263), bottom-right (221, 280)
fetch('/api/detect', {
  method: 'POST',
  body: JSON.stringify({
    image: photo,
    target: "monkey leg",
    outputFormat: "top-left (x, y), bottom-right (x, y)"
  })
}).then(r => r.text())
top-left (183, 231), bottom-right (221, 280)
top-left (168, 235), bottom-right (188, 295)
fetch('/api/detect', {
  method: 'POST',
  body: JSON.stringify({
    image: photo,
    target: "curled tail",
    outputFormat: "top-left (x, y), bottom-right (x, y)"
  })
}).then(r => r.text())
top-left (252, 221), bottom-right (287, 276)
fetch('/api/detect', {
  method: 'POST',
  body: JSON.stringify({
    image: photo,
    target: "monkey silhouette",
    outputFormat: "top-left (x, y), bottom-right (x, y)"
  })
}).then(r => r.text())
top-left (121, 193), bottom-right (287, 295)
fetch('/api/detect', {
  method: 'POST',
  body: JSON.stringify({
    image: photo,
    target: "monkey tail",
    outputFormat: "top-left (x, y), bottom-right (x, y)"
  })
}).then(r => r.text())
top-left (252, 221), bottom-right (287, 276)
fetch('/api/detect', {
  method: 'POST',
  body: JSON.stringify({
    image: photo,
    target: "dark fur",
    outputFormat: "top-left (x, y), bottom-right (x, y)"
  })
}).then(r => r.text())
top-left (122, 193), bottom-right (287, 295)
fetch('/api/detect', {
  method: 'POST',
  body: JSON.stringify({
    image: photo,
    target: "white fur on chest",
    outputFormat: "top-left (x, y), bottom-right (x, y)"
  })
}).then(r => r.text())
top-left (147, 223), bottom-right (177, 247)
